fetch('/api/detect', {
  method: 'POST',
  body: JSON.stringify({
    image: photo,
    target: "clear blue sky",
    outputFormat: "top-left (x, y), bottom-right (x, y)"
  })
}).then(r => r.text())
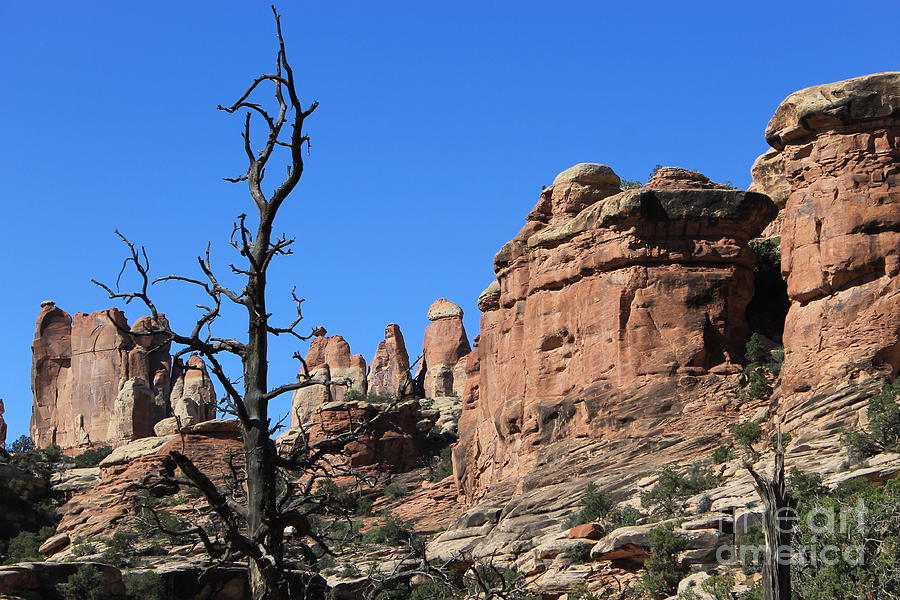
top-left (2, 1), bottom-right (898, 443)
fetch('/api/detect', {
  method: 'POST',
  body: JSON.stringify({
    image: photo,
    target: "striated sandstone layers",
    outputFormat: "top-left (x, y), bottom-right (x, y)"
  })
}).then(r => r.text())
top-left (30, 301), bottom-right (216, 450)
top-left (751, 72), bottom-right (900, 401)
top-left (290, 333), bottom-right (367, 426)
top-left (367, 324), bottom-right (414, 399)
top-left (420, 299), bottom-right (471, 398)
top-left (454, 163), bottom-right (776, 499)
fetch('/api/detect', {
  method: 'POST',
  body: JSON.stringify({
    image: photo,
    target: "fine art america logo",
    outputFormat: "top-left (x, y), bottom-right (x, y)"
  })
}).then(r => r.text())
top-left (716, 499), bottom-right (867, 566)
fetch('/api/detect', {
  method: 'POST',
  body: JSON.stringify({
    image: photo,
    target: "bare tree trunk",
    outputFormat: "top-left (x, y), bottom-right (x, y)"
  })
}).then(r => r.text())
top-left (747, 440), bottom-right (795, 600)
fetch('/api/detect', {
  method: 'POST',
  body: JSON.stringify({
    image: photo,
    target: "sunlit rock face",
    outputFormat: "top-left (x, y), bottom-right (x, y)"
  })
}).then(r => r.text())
top-left (751, 72), bottom-right (900, 401)
top-left (454, 163), bottom-right (776, 499)
top-left (419, 299), bottom-right (471, 399)
top-left (30, 301), bottom-right (215, 450)
top-left (290, 333), bottom-right (367, 427)
top-left (367, 324), bottom-right (414, 400)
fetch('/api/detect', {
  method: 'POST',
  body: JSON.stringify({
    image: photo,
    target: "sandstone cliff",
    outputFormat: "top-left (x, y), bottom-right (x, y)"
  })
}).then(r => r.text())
top-left (30, 302), bottom-right (217, 450)
top-left (747, 72), bottom-right (900, 458)
top-left (753, 72), bottom-right (899, 397)
top-left (454, 163), bottom-right (777, 500)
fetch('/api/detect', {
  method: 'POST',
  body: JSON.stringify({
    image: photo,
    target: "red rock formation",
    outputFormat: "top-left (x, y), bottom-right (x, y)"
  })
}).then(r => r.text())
top-left (454, 164), bottom-right (776, 499)
top-left (31, 301), bottom-right (73, 448)
top-left (367, 324), bottom-right (414, 399)
top-left (644, 167), bottom-right (733, 190)
top-left (290, 334), bottom-right (367, 426)
top-left (297, 400), bottom-right (433, 473)
top-left (170, 354), bottom-right (218, 425)
top-left (420, 299), bottom-right (471, 398)
top-left (752, 72), bottom-right (900, 396)
top-left (30, 302), bottom-right (178, 449)
top-left (53, 426), bottom-right (244, 554)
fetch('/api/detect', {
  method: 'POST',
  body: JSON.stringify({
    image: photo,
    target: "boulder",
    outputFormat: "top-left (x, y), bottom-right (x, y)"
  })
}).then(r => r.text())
top-left (99, 435), bottom-right (175, 467)
top-left (567, 523), bottom-right (606, 540)
top-left (0, 562), bottom-right (124, 600)
top-left (38, 533), bottom-right (69, 556)
top-left (590, 525), bottom-right (725, 566)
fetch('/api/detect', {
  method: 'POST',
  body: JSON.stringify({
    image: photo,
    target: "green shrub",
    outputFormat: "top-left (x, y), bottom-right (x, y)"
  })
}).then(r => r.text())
top-left (679, 575), bottom-right (736, 600)
top-left (383, 483), bottom-right (409, 500)
top-left (710, 445), bottom-right (735, 464)
top-left (58, 565), bottom-right (104, 600)
top-left (73, 447), bottom-right (113, 468)
top-left (5, 526), bottom-right (55, 563)
top-left (570, 483), bottom-right (614, 525)
top-left (99, 529), bottom-right (139, 567)
top-left (639, 524), bottom-right (687, 598)
top-left (736, 334), bottom-right (783, 401)
top-left (565, 542), bottom-right (591, 563)
top-left (640, 464), bottom-right (719, 517)
top-left (428, 448), bottom-right (454, 482)
top-left (608, 505), bottom-right (643, 528)
top-left (786, 467), bottom-right (826, 501)
top-left (71, 541), bottom-right (98, 558)
top-left (10, 436), bottom-right (35, 453)
top-left (124, 570), bottom-right (169, 600)
top-left (841, 381), bottom-right (900, 462)
top-left (791, 476), bottom-right (900, 599)
top-left (620, 179), bottom-right (643, 190)
top-left (739, 586), bottom-right (763, 600)
top-left (362, 516), bottom-right (415, 546)
top-left (731, 422), bottom-right (763, 456)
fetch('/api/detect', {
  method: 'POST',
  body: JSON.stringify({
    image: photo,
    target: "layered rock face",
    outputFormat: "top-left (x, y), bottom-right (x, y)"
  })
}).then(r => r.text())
top-left (30, 302), bottom-right (216, 450)
top-left (751, 72), bottom-right (900, 399)
top-left (644, 166), bottom-right (732, 191)
top-left (419, 299), bottom-right (471, 398)
top-left (454, 164), bottom-right (776, 499)
top-left (285, 400), bottom-right (436, 473)
top-left (367, 324), bottom-right (414, 399)
top-left (290, 333), bottom-right (367, 426)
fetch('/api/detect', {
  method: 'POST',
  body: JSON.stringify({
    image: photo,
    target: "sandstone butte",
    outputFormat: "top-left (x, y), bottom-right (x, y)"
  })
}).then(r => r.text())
top-left (454, 161), bottom-right (778, 500)
top-left (30, 301), bottom-right (217, 450)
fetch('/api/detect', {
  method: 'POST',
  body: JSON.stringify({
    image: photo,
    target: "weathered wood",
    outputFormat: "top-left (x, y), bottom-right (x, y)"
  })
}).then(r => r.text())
top-left (746, 435), bottom-right (796, 600)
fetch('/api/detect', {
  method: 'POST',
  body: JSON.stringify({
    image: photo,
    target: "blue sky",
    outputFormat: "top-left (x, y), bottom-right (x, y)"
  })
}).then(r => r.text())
top-left (1, 1), bottom-right (898, 443)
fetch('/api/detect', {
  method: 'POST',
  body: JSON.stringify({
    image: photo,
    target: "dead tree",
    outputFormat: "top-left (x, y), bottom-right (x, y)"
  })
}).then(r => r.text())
top-left (93, 7), bottom-right (375, 599)
top-left (746, 432), bottom-right (796, 600)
